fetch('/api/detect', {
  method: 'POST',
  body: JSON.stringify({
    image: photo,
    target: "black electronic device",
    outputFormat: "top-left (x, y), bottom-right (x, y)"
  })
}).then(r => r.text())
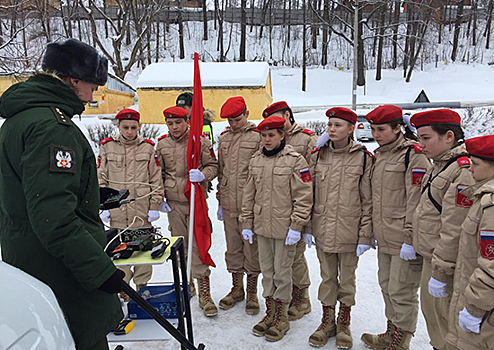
top-left (100, 189), bottom-right (131, 210)
top-left (126, 234), bottom-right (153, 252)
top-left (151, 239), bottom-right (170, 259)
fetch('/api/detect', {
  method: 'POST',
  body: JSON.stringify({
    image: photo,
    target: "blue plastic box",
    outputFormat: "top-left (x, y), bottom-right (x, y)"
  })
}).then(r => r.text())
top-left (127, 283), bottom-right (189, 319)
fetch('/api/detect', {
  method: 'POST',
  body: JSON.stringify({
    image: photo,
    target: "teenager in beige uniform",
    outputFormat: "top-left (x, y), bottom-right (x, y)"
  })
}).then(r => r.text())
top-left (239, 116), bottom-right (313, 342)
top-left (156, 106), bottom-right (219, 317)
top-left (444, 135), bottom-right (494, 350)
top-left (360, 105), bottom-right (431, 350)
top-left (411, 110), bottom-right (474, 350)
top-left (307, 107), bottom-right (373, 349)
top-left (216, 96), bottom-right (262, 314)
top-left (262, 101), bottom-right (316, 321)
top-left (98, 109), bottom-right (163, 292)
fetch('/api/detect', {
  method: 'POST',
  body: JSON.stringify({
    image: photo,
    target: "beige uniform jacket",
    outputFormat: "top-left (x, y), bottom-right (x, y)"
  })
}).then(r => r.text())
top-left (446, 178), bottom-right (494, 350)
top-left (217, 122), bottom-right (261, 217)
top-left (156, 129), bottom-right (218, 204)
top-left (285, 123), bottom-right (317, 163)
top-left (239, 144), bottom-right (313, 239)
top-left (97, 134), bottom-right (163, 229)
top-left (310, 139), bottom-right (373, 253)
top-left (413, 144), bottom-right (475, 283)
top-left (371, 133), bottom-right (431, 255)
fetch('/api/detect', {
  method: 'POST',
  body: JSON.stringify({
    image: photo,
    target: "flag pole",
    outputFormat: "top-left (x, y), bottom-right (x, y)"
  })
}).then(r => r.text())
top-left (187, 184), bottom-right (195, 280)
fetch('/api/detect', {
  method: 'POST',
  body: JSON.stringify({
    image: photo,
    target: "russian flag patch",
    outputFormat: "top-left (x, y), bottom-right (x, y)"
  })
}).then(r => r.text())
top-left (455, 184), bottom-right (473, 208)
top-left (209, 146), bottom-right (216, 159)
top-left (300, 168), bottom-right (312, 183)
top-left (411, 168), bottom-right (427, 186)
top-left (154, 155), bottom-right (160, 167)
top-left (480, 230), bottom-right (494, 260)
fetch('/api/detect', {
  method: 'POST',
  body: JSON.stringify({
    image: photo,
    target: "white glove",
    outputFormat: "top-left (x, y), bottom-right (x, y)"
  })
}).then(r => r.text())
top-left (356, 244), bottom-right (372, 257)
top-left (285, 228), bottom-right (301, 246)
top-left (316, 131), bottom-right (330, 149)
top-left (399, 243), bottom-right (417, 261)
top-left (303, 233), bottom-right (314, 248)
top-left (459, 307), bottom-right (482, 334)
top-left (100, 210), bottom-right (110, 224)
top-left (371, 237), bottom-right (377, 249)
top-left (242, 229), bottom-right (253, 244)
top-left (159, 201), bottom-right (171, 213)
top-left (189, 169), bottom-right (205, 183)
top-left (148, 210), bottom-right (160, 222)
top-left (217, 206), bottom-right (224, 221)
top-left (428, 277), bottom-right (449, 298)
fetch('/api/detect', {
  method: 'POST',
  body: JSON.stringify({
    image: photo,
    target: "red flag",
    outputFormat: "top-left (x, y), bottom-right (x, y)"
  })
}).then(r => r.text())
top-left (184, 53), bottom-right (215, 267)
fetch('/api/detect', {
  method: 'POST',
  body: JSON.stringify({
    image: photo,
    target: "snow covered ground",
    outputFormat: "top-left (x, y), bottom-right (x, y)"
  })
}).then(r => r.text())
top-left (3, 62), bottom-right (494, 349)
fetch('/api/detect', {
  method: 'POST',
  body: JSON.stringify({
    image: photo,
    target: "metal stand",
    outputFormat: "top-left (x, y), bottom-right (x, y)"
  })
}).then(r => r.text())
top-left (120, 237), bottom-right (204, 350)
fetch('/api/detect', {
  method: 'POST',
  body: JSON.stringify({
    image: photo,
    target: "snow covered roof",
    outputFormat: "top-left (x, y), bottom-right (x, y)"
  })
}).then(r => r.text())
top-left (136, 62), bottom-right (270, 89)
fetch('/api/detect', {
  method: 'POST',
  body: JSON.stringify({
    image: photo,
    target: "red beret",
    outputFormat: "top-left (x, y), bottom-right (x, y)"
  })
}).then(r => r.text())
top-left (163, 106), bottom-right (189, 119)
top-left (263, 101), bottom-right (289, 118)
top-left (326, 107), bottom-right (358, 124)
top-left (465, 135), bottom-right (494, 160)
top-left (221, 96), bottom-right (247, 118)
top-left (115, 108), bottom-right (140, 121)
top-left (410, 109), bottom-right (461, 129)
top-left (365, 105), bottom-right (403, 124)
top-left (256, 116), bottom-right (286, 131)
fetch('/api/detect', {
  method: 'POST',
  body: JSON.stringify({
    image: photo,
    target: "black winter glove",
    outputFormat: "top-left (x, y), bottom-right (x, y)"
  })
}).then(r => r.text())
top-left (98, 269), bottom-right (125, 294)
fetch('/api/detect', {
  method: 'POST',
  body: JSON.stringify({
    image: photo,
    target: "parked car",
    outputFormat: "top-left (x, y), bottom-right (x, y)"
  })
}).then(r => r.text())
top-left (355, 115), bottom-right (373, 141)
top-left (0, 260), bottom-right (76, 350)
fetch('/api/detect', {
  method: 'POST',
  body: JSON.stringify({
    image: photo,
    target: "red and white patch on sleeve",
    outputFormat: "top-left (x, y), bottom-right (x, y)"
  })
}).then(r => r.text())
top-left (479, 230), bottom-right (494, 260)
top-left (455, 184), bottom-right (473, 208)
top-left (154, 155), bottom-right (160, 167)
top-left (299, 168), bottom-right (312, 183)
top-left (411, 167), bottom-right (427, 186)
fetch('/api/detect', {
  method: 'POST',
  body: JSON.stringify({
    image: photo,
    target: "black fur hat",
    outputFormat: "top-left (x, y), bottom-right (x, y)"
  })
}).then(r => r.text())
top-left (42, 39), bottom-right (108, 86)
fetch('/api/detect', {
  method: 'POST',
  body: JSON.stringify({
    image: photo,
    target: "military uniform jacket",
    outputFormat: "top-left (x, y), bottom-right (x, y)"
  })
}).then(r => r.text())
top-left (445, 178), bottom-right (494, 350)
top-left (371, 133), bottom-right (431, 256)
top-left (413, 144), bottom-right (475, 283)
top-left (98, 134), bottom-right (163, 229)
top-left (0, 73), bottom-right (123, 349)
top-left (239, 144), bottom-right (313, 239)
top-left (156, 129), bottom-right (218, 204)
top-left (309, 139), bottom-right (373, 253)
top-left (217, 122), bottom-right (260, 217)
top-left (285, 122), bottom-right (317, 163)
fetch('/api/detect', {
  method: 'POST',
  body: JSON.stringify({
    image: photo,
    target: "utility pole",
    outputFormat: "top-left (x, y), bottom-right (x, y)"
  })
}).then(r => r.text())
top-left (352, 1), bottom-right (358, 110)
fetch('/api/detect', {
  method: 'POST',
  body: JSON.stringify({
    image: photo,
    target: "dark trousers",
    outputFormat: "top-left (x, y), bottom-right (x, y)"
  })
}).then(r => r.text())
top-left (78, 339), bottom-right (109, 350)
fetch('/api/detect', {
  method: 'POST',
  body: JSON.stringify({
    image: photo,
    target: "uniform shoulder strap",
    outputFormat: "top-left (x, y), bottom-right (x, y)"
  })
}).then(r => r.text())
top-left (405, 144), bottom-right (423, 170)
top-left (50, 107), bottom-right (72, 126)
top-left (145, 139), bottom-right (155, 147)
top-left (302, 129), bottom-right (315, 135)
top-left (101, 137), bottom-right (112, 145)
top-left (158, 134), bottom-right (167, 141)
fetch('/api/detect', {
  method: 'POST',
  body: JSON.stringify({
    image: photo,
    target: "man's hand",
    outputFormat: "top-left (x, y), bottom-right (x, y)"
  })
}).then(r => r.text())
top-left (148, 210), bottom-right (160, 222)
top-left (242, 229), bottom-right (253, 244)
top-left (98, 269), bottom-right (125, 294)
top-left (189, 169), bottom-right (205, 183)
top-left (159, 201), bottom-right (172, 213)
top-left (100, 210), bottom-right (110, 224)
top-left (217, 206), bottom-right (224, 221)
top-left (285, 228), bottom-right (301, 245)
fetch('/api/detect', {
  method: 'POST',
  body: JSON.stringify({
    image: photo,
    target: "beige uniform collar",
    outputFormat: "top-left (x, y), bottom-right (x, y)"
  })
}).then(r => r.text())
top-left (328, 138), bottom-right (363, 154)
top-left (169, 129), bottom-right (190, 142)
top-left (433, 143), bottom-right (468, 164)
top-left (286, 122), bottom-right (303, 137)
top-left (228, 121), bottom-right (257, 134)
top-left (114, 133), bottom-right (143, 146)
top-left (462, 177), bottom-right (494, 199)
top-left (375, 133), bottom-right (405, 154)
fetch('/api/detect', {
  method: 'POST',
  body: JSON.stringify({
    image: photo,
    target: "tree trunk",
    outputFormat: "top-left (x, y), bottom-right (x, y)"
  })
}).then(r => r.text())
top-left (406, 11), bottom-right (431, 82)
top-left (472, 0), bottom-right (477, 45)
top-left (302, 0), bottom-right (307, 91)
top-left (376, 5), bottom-right (386, 81)
top-left (357, 1), bottom-right (365, 87)
top-left (392, 0), bottom-right (399, 69)
top-left (156, 19), bottom-right (160, 62)
top-left (451, 0), bottom-right (464, 61)
top-left (177, 0), bottom-right (185, 59)
top-left (203, 0), bottom-right (208, 40)
top-left (240, 0), bottom-right (247, 61)
top-left (403, 2), bottom-right (413, 78)
top-left (485, 0), bottom-right (494, 49)
top-left (321, 0), bottom-right (330, 66)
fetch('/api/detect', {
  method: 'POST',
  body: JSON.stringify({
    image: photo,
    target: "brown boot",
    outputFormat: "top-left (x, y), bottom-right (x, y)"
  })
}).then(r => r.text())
top-left (252, 297), bottom-right (276, 336)
top-left (245, 274), bottom-right (260, 315)
top-left (198, 275), bottom-right (218, 317)
top-left (219, 272), bottom-right (244, 310)
top-left (288, 285), bottom-right (311, 320)
top-left (309, 305), bottom-right (336, 347)
top-left (361, 320), bottom-right (396, 349)
top-left (384, 327), bottom-right (413, 350)
top-left (189, 277), bottom-right (196, 297)
top-left (264, 300), bottom-right (290, 342)
top-left (336, 303), bottom-right (352, 349)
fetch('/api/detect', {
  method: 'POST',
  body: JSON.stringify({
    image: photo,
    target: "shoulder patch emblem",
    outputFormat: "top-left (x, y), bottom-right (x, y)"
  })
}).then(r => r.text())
top-left (101, 137), bottom-right (112, 145)
top-left (50, 145), bottom-right (75, 173)
top-left (158, 134), bottom-right (167, 141)
top-left (50, 107), bottom-right (71, 126)
top-left (154, 154), bottom-right (160, 167)
top-left (145, 139), bottom-right (155, 147)
top-left (457, 156), bottom-right (471, 167)
top-left (411, 167), bottom-right (427, 186)
top-left (302, 129), bottom-right (315, 135)
top-left (412, 144), bottom-right (423, 153)
top-left (479, 230), bottom-right (494, 260)
top-left (299, 167), bottom-right (312, 183)
top-left (456, 184), bottom-right (473, 208)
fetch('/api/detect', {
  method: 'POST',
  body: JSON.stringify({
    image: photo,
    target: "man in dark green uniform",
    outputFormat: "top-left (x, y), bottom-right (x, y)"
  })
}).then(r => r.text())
top-left (0, 39), bottom-right (124, 350)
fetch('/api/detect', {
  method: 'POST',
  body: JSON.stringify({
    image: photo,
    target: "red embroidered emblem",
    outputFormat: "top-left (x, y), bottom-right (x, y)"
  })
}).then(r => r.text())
top-left (411, 168), bottom-right (427, 186)
top-left (300, 168), bottom-right (312, 183)
top-left (455, 184), bottom-right (473, 208)
top-left (479, 230), bottom-right (494, 260)
top-left (457, 157), bottom-right (471, 167)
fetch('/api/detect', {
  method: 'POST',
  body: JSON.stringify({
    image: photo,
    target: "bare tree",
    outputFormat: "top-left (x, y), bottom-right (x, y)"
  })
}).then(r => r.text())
top-left (451, 0), bottom-right (465, 61)
top-left (240, 0), bottom-right (247, 61)
top-left (202, 0), bottom-right (208, 40)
